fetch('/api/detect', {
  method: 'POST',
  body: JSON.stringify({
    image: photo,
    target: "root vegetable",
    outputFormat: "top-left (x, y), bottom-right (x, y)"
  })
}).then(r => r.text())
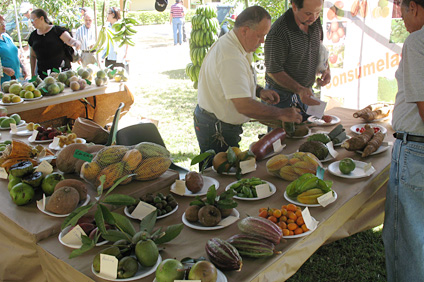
top-left (342, 125), bottom-right (374, 151)
top-left (362, 132), bottom-right (385, 157)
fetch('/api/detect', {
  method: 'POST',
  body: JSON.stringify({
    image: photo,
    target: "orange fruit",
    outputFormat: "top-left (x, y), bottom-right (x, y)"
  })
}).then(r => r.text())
top-left (288, 223), bottom-right (298, 231)
top-left (294, 228), bottom-right (303, 235)
top-left (295, 210), bottom-right (302, 218)
top-left (278, 221), bottom-right (287, 229)
top-left (259, 207), bottom-right (267, 213)
top-left (287, 211), bottom-right (297, 221)
top-left (267, 208), bottom-right (274, 216)
top-left (273, 209), bottom-right (282, 218)
top-left (296, 217), bottom-right (305, 226)
top-left (287, 204), bottom-right (297, 211)
top-left (301, 224), bottom-right (309, 232)
top-left (289, 230), bottom-right (294, 236)
top-left (259, 210), bottom-right (268, 218)
top-left (287, 219), bottom-right (295, 224)
top-left (268, 216), bottom-right (278, 223)
top-left (280, 215), bottom-right (288, 222)
top-left (281, 208), bottom-right (288, 216)
top-left (282, 229), bottom-right (290, 236)
top-left (282, 205), bottom-right (288, 210)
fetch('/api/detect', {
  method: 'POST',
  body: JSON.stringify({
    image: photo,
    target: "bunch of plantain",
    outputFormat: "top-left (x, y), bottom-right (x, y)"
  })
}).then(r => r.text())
top-left (112, 16), bottom-right (138, 47)
top-left (285, 173), bottom-right (333, 204)
top-left (186, 6), bottom-right (219, 89)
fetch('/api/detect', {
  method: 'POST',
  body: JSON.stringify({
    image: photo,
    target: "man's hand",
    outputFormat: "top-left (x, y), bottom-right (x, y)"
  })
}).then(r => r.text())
top-left (3, 67), bottom-right (15, 77)
top-left (260, 89), bottom-right (280, 105)
top-left (316, 68), bottom-right (331, 87)
top-left (297, 87), bottom-right (320, 106)
top-left (278, 107), bottom-right (302, 123)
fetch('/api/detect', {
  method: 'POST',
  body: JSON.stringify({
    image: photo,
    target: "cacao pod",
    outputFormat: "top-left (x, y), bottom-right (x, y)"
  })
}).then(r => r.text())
top-left (134, 142), bottom-right (170, 159)
top-left (80, 161), bottom-right (101, 183)
top-left (93, 146), bottom-right (129, 167)
top-left (96, 162), bottom-right (125, 189)
top-left (122, 149), bottom-right (142, 171)
top-left (205, 238), bottom-right (242, 271)
top-left (227, 234), bottom-right (275, 258)
top-left (238, 217), bottom-right (283, 245)
top-left (133, 157), bottom-right (171, 181)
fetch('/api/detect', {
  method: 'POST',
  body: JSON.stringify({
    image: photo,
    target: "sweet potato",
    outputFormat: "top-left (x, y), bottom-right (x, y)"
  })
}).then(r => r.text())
top-left (362, 132), bottom-right (385, 157)
top-left (342, 125), bottom-right (374, 151)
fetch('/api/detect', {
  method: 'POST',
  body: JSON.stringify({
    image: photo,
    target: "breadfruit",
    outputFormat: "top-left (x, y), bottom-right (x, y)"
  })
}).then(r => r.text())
top-left (299, 140), bottom-right (329, 160)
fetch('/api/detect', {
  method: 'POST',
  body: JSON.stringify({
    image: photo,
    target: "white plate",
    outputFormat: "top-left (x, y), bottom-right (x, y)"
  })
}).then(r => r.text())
top-left (11, 129), bottom-right (33, 136)
top-left (182, 209), bottom-right (240, 231)
top-left (28, 136), bottom-right (54, 143)
top-left (225, 180), bottom-right (276, 200)
top-left (92, 255), bottom-right (162, 281)
top-left (58, 225), bottom-right (108, 249)
top-left (0, 120), bottom-right (26, 130)
top-left (350, 124), bottom-right (387, 135)
top-left (307, 115), bottom-right (341, 126)
top-left (124, 204), bottom-right (178, 220)
top-left (320, 153), bottom-right (335, 163)
top-left (153, 268), bottom-right (227, 282)
top-left (328, 160), bottom-right (376, 178)
top-left (356, 144), bottom-right (391, 156)
top-left (284, 190), bottom-right (338, 207)
top-left (249, 142), bottom-right (286, 160)
top-left (49, 138), bottom-right (86, 150)
top-left (287, 128), bottom-right (312, 139)
top-left (282, 217), bottom-right (317, 238)
top-left (0, 99), bottom-right (24, 106)
top-left (211, 164), bottom-right (257, 175)
top-left (37, 195), bottom-right (91, 217)
top-left (23, 96), bottom-right (43, 101)
top-left (170, 176), bottom-right (219, 197)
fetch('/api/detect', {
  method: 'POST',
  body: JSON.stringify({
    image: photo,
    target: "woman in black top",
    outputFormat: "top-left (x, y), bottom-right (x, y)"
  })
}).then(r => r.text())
top-left (28, 9), bottom-right (81, 79)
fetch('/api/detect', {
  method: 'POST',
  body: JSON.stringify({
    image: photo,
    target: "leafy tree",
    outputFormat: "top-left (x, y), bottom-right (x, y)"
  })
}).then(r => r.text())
top-left (225, 0), bottom-right (289, 22)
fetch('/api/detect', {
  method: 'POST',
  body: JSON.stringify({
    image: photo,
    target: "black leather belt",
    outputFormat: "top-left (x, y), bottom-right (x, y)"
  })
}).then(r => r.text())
top-left (82, 50), bottom-right (96, 53)
top-left (394, 132), bottom-right (424, 143)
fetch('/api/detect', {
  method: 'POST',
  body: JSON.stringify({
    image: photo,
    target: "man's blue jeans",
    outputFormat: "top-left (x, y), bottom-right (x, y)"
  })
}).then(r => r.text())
top-left (172, 17), bottom-right (183, 45)
top-left (265, 83), bottom-right (310, 121)
top-left (382, 135), bottom-right (424, 282)
top-left (194, 105), bottom-right (242, 167)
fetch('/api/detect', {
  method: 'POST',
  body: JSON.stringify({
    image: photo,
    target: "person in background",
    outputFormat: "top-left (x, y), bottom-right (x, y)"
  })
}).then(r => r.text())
top-left (20, 2), bottom-right (35, 40)
top-left (75, 11), bottom-right (97, 67)
top-left (169, 0), bottom-right (185, 46)
top-left (194, 6), bottom-right (302, 165)
top-left (0, 15), bottom-right (22, 85)
top-left (181, 0), bottom-right (187, 42)
top-left (103, 7), bottom-right (129, 72)
top-left (382, 1), bottom-right (424, 281)
top-left (264, 0), bottom-right (328, 122)
top-left (28, 9), bottom-right (81, 79)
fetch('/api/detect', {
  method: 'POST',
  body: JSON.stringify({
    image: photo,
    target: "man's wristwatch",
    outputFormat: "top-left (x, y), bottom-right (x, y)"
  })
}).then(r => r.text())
top-left (256, 86), bottom-right (263, 98)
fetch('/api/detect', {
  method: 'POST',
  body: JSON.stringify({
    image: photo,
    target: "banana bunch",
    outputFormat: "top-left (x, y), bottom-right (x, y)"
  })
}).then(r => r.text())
top-left (112, 17), bottom-right (138, 47)
top-left (91, 26), bottom-right (115, 57)
top-left (286, 173), bottom-right (333, 204)
top-left (186, 6), bottom-right (219, 89)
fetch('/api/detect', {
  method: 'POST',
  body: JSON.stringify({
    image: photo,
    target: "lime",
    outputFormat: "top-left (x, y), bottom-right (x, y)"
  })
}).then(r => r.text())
top-left (339, 158), bottom-right (356, 174)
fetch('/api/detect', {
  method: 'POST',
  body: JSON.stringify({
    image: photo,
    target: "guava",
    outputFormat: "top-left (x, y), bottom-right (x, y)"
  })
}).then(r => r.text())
top-left (339, 158), bottom-right (356, 174)
top-left (8, 175), bottom-right (21, 191)
top-left (155, 259), bottom-right (185, 282)
top-left (188, 260), bottom-right (218, 282)
top-left (41, 172), bottom-right (65, 195)
top-left (10, 113), bottom-right (21, 124)
top-left (9, 183), bottom-right (35, 205)
top-left (1, 117), bottom-right (16, 128)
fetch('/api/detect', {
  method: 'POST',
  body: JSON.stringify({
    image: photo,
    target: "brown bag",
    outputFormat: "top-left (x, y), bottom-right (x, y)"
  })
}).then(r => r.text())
top-left (72, 117), bottom-right (109, 144)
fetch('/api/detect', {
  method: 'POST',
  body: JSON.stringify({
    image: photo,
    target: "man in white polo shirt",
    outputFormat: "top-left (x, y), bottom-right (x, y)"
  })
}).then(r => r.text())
top-left (194, 6), bottom-right (310, 165)
top-left (75, 11), bottom-right (97, 67)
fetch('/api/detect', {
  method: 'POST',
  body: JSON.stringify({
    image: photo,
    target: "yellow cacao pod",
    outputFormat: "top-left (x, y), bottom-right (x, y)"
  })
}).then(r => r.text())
top-left (97, 162), bottom-right (125, 190)
top-left (80, 161), bottom-right (101, 183)
top-left (122, 149), bottom-right (142, 171)
top-left (134, 157), bottom-right (171, 181)
top-left (93, 146), bottom-right (129, 167)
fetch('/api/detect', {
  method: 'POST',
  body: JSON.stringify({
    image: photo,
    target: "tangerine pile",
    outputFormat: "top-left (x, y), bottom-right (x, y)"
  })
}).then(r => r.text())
top-left (259, 203), bottom-right (309, 236)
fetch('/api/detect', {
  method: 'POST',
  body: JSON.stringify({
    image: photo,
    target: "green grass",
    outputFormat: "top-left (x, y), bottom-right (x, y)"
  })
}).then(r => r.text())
top-left (130, 68), bottom-right (387, 280)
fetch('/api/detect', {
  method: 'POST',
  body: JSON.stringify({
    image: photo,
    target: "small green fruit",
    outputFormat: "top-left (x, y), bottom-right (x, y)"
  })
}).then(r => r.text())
top-left (9, 183), bottom-right (34, 205)
top-left (339, 158), bottom-right (356, 174)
